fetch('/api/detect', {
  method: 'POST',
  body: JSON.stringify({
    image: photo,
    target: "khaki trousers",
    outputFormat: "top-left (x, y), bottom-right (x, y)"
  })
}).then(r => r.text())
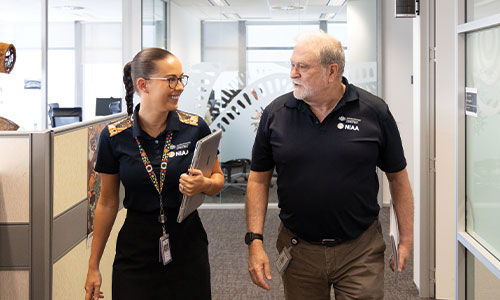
top-left (276, 220), bottom-right (386, 300)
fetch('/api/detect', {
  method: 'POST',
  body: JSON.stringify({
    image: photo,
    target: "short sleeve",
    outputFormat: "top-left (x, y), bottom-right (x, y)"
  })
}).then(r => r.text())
top-left (94, 127), bottom-right (119, 174)
top-left (377, 109), bottom-right (407, 173)
top-left (250, 109), bottom-right (275, 171)
top-left (197, 117), bottom-right (211, 140)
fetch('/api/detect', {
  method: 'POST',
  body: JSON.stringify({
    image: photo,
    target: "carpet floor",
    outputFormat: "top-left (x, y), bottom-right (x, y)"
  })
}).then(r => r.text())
top-left (199, 207), bottom-right (426, 300)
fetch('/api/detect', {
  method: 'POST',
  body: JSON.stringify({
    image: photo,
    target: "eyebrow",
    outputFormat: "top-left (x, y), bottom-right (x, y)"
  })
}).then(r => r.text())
top-left (162, 73), bottom-right (184, 77)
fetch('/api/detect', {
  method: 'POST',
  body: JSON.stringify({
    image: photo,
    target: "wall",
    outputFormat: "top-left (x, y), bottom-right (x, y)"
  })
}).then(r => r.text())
top-left (381, 0), bottom-right (414, 206)
top-left (435, 0), bottom-right (457, 298)
top-left (0, 134), bottom-right (31, 299)
top-left (347, 0), bottom-right (377, 62)
top-left (169, 1), bottom-right (201, 66)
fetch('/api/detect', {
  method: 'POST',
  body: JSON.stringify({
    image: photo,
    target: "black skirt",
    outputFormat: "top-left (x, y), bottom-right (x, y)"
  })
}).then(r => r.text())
top-left (112, 209), bottom-right (211, 300)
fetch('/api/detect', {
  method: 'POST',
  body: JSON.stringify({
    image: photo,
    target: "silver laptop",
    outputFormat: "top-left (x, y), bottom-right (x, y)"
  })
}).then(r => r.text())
top-left (177, 129), bottom-right (222, 223)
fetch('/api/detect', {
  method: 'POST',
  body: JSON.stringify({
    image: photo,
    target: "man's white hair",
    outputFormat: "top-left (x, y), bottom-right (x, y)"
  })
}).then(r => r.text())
top-left (295, 30), bottom-right (345, 76)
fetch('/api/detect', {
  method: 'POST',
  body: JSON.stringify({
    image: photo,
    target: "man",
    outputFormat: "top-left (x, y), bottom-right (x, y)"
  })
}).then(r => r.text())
top-left (245, 31), bottom-right (413, 300)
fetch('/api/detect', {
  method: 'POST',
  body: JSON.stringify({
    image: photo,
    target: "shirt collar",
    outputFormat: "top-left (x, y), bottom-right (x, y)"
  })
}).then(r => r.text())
top-left (132, 103), bottom-right (180, 138)
top-left (284, 76), bottom-right (359, 109)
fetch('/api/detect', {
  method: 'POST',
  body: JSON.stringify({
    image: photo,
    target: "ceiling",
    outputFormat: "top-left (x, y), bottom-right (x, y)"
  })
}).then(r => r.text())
top-left (1, 0), bottom-right (346, 22)
top-left (170, 0), bottom-right (347, 21)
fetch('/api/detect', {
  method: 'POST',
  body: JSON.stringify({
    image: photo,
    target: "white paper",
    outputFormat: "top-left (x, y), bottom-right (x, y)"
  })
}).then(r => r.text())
top-left (465, 87), bottom-right (478, 117)
top-left (390, 199), bottom-right (400, 283)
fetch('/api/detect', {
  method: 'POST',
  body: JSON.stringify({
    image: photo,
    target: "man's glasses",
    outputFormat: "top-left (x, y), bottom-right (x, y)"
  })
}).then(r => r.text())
top-left (145, 75), bottom-right (189, 89)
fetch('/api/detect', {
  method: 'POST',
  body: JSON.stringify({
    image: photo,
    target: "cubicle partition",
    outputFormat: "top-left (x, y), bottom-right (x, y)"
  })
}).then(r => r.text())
top-left (0, 113), bottom-right (126, 300)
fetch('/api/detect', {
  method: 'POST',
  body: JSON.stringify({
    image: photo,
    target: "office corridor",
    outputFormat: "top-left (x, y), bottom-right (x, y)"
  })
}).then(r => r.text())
top-left (200, 207), bottom-right (424, 300)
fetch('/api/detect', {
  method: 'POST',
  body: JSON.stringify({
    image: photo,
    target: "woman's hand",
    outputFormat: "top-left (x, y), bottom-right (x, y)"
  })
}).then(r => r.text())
top-left (85, 267), bottom-right (104, 300)
top-left (179, 169), bottom-right (210, 196)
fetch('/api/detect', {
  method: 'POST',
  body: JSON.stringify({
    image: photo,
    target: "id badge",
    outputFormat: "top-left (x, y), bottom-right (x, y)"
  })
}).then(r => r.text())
top-left (275, 246), bottom-right (292, 275)
top-left (159, 234), bottom-right (172, 266)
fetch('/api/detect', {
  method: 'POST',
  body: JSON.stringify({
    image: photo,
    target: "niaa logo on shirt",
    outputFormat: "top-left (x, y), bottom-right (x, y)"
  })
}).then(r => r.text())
top-left (337, 116), bottom-right (360, 131)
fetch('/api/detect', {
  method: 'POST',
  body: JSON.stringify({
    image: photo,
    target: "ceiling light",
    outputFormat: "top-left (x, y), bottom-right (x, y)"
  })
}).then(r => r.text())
top-left (53, 5), bottom-right (85, 11)
top-left (271, 5), bottom-right (305, 11)
top-left (222, 13), bottom-right (241, 20)
top-left (208, 0), bottom-right (230, 7)
top-left (319, 12), bottom-right (336, 19)
top-left (326, 0), bottom-right (347, 6)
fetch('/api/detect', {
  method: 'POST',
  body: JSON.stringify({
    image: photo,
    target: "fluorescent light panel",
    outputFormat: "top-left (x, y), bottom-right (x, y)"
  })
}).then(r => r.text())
top-left (208, 0), bottom-right (230, 7)
top-left (271, 5), bottom-right (305, 11)
top-left (326, 0), bottom-right (346, 6)
top-left (319, 12), bottom-right (336, 19)
top-left (222, 12), bottom-right (241, 20)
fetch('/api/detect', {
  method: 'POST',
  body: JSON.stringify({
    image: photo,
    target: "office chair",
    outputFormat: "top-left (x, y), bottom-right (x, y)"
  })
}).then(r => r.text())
top-left (220, 158), bottom-right (251, 193)
top-left (48, 103), bottom-right (59, 127)
top-left (96, 97), bottom-right (122, 116)
top-left (51, 107), bottom-right (82, 127)
top-left (109, 100), bottom-right (121, 114)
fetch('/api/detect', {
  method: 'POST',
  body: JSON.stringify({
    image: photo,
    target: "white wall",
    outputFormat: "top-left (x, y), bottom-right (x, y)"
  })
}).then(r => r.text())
top-left (381, 0), bottom-right (414, 205)
top-left (383, 0), bottom-right (414, 207)
top-left (347, 0), bottom-right (377, 62)
top-left (435, 1), bottom-right (457, 298)
top-left (380, 0), bottom-right (420, 293)
top-left (412, 0), bottom-right (431, 295)
top-left (169, 1), bottom-right (201, 66)
top-left (412, 12), bottom-right (423, 295)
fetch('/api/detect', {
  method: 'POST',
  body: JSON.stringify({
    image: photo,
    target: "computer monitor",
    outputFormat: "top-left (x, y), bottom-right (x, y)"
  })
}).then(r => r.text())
top-left (51, 107), bottom-right (82, 128)
top-left (96, 97), bottom-right (122, 116)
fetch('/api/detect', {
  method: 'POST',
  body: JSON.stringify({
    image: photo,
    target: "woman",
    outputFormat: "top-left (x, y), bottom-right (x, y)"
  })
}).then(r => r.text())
top-left (84, 48), bottom-right (224, 300)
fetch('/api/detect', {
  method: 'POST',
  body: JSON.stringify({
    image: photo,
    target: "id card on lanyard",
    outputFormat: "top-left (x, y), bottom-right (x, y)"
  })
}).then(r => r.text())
top-left (134, 126), bottom-right (174, 266)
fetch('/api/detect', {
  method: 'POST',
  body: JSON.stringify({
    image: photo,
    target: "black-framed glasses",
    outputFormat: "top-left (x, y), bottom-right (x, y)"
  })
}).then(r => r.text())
top-left (145, 75), bottom-right (189, 89)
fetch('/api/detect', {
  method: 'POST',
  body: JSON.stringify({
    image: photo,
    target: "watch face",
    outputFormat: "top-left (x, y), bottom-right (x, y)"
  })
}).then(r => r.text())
top-left (245, 232), bottom-right (251, 245)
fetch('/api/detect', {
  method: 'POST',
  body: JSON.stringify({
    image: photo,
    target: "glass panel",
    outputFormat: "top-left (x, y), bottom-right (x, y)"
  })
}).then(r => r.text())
top-left (48, 0), bottom-right (123, 127)
top-left (247, 24), bottom-right (319, 47)
top-left (465, 25), bottom-right (500, 260)
top-left (344, 0), bottom-right (378, 95)
top-left (0, 1), bottom-right (42, 131)
top-left (327, 22), bottom-right (348, 47)
top-left (142, 0), bottom-right (167, 49)
top-left (467, 0), bottom-right (500, 22)
top-left (167, 1), bottom-right (377, 204)
top-left (466, 251), bottom-right (500, 299)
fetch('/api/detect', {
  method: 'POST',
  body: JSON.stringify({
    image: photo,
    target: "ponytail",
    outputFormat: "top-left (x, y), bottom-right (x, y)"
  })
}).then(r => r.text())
top-left (123, 62), bottom-right (134, 116)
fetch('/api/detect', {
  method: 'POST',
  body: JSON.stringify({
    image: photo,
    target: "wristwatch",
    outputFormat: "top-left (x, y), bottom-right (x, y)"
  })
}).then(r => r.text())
top-left (245, 232), bottom-right (264, 245)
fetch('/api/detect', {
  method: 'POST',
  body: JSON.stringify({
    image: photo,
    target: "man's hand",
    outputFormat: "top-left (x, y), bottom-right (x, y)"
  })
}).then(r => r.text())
top-left (389, 242), bottom-right (411, 272)
top-left (248, 240), bottom-right (272, 290)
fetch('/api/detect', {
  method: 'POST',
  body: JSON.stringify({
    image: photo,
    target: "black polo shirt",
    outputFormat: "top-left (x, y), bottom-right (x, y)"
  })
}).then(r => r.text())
top-left (251, 77), bottom-right (407, 241)
top-left (95, 104), bottom-right (211, 212)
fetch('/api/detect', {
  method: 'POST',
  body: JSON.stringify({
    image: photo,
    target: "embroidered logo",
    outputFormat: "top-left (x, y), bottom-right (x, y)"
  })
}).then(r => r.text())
top-left (337, 116), bottom-right (361, 131)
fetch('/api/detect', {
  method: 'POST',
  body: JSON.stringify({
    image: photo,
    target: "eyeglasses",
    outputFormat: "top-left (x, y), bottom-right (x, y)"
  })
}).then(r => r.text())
top-left (145, 75), bottom-right (189, 89)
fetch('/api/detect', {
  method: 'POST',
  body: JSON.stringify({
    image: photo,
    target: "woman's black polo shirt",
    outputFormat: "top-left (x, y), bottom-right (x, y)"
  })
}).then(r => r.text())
top-left (251, 77), bottom-right (407, 241)
top-left (95, 104), bottom-right (210, 212)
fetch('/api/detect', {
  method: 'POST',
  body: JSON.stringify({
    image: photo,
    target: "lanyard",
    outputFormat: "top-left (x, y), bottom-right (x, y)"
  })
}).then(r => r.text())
top-left (134, 129), bottom-right (173, 235)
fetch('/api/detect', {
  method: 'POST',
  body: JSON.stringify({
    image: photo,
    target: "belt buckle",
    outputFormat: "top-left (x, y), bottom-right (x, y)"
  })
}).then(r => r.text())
top-left (320, 238), bottom-right (338, 247)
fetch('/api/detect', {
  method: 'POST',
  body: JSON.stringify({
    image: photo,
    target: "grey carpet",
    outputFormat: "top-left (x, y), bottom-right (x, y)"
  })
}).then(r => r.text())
top-left (199, 207), bottom-right (426, 300)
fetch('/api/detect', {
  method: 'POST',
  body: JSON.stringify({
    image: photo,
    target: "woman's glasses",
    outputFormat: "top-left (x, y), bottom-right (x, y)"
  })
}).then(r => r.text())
top-left (145, 75), bottom-right (189, 89)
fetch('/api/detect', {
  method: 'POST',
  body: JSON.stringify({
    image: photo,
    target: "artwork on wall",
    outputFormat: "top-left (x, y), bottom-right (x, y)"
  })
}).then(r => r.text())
top-left (87, 123), bottom-right (105, 247)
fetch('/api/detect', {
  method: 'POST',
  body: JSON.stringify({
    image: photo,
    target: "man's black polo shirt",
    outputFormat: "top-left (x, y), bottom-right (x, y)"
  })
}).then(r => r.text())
top-left (251, 77), bottom-right (407, 241)
top-left (95, 104), bottom-right (210, 212)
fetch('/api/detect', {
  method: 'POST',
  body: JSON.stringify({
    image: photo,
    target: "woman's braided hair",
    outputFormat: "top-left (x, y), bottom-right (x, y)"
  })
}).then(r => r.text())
top-left (122, 48), bottom-right (174, 115)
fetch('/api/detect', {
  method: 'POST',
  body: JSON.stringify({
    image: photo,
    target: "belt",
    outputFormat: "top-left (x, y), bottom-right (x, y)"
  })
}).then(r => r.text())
top-left (298, 237), bottom-right (346, 247)
top-left (281, 223), bottom-right (349, 247)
